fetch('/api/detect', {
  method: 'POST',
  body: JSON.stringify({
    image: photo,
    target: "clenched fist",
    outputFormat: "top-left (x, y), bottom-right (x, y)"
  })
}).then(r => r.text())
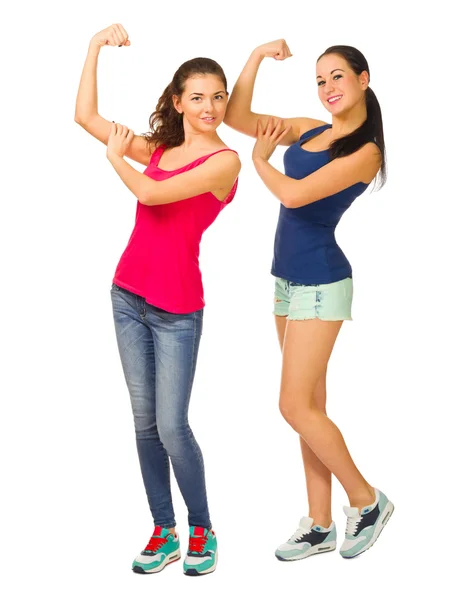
top-left (91, 24), bottom-right (130, 48)
top-left (255, 39), bottom-right (292, 61)
top-left (107, 123), bottom-right (134, 159)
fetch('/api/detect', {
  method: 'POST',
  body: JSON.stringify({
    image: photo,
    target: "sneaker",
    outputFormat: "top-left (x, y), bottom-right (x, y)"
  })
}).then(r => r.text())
top-left (340, 488), bottom-right (394, 559)
top-left (183, 526), bottom-right (217, 576)
top-left (275, 517), bottom-right (337, 561)
top-left (132, 526), bottom-right (181, 574)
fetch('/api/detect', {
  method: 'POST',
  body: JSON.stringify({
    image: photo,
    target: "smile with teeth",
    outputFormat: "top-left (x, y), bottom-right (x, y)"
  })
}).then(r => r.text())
top-left (328, 95), bottom-right (343, 104)
top-left (202, 117), bottom-right (216, 122)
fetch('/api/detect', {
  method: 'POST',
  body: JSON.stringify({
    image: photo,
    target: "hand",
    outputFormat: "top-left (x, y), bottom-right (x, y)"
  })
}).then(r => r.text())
top-left (90, 24), bottom-right (130, 49)
top-left (252, 118), bottom-right (291, 162)
top-left (107, 123), bottom-right (134, 159)
top-left (254, 39), bottom-right (292, 61)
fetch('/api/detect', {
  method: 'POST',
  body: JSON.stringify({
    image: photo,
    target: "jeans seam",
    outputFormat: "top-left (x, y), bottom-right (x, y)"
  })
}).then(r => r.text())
top-left (189, 312), bottom-right (209, 522)
top-left (189, 313), bottom-right (201, 460)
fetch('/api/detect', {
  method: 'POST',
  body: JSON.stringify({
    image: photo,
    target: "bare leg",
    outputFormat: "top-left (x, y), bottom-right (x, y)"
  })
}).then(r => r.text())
top-left (275, 316), bottom-right (331, 526)
top-left (279, 318), bottom-right (374, 510)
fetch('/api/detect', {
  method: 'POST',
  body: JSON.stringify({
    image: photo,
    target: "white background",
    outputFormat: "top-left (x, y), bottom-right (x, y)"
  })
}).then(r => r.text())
top-left (1, 0), bottom-right (466, 598)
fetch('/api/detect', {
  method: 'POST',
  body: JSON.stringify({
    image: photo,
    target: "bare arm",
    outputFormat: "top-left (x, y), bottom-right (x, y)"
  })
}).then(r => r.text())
top-left (251, 119), bottom-right (381, 207)
top-left (224, 40), bottom-right (327, 146)
top-left (106, 124), bottom-right (241, 205)
top-left (74, 24), bottom-right (152, 167)
top-left (253, 145), bottom-right (381, 208)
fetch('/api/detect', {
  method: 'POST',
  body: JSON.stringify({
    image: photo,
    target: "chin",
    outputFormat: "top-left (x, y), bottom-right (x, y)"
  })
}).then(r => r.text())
top-left (325, 104), bottom-right (347, 117)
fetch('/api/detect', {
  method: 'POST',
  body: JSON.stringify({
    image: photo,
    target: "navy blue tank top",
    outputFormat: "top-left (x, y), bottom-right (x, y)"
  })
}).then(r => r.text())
top-left (272, 124), bottom-right (369, 285)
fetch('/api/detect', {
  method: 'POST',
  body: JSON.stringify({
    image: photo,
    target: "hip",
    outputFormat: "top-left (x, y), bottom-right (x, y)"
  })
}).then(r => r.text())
top-left (273, 276), bottom-right (353, 321)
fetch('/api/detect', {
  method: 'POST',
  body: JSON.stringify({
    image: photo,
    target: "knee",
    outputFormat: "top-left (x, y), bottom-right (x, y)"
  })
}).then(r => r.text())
top-left (158, 420), bottom-right (192, 456)
top-left (279, 397), bottom-right (303, 431)
top-left (133, 413), bottom-right (158, 439)
top-left (279, 397), bottom-right (320, 432)
top-left (129, 392), bottom-right (157, 438)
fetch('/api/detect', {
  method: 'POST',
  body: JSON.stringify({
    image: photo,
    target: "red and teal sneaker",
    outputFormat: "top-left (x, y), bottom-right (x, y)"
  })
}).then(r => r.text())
top-left (183, 526), bottom-right (218, 576)
top-left (132, 526), bottom-right (180, 574)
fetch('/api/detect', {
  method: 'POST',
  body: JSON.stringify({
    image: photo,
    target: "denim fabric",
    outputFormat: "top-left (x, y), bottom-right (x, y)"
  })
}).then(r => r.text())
top-left (110, 283), bottom-right (211, 529)
top-left (273, 276), bottom-right (353, 321)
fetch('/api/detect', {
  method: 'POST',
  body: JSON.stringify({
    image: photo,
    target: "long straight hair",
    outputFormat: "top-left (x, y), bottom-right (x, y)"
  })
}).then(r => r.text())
top-left (318, 45), bottom-right (386, 189)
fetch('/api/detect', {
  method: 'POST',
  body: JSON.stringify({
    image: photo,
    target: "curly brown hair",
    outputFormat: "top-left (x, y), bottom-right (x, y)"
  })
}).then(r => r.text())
top-left (144, 57), bottom-right (228, 150)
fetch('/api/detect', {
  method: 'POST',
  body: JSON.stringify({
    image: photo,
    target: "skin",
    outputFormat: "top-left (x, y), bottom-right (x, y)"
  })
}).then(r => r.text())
top-left (225, 40), bottom-right (381, 525)
top-left (75, 23), bottom-right (241, 541)
top-left (75, 24), bottom-right (241, 208)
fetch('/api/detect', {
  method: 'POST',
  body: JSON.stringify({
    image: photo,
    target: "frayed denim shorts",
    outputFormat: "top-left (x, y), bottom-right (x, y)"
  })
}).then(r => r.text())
top-left (273, 276), bottom-right (353, 321)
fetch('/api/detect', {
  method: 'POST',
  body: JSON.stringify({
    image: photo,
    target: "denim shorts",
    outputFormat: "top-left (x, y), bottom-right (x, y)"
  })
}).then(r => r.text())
top-left (273, 276), bottom-right (353, 321)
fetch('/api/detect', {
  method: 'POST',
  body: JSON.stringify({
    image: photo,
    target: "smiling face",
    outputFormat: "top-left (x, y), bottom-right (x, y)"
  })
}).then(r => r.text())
top-left (316, 53), bottom-right (368, 117)
top-left (173, 74), bottom-right (228, 132)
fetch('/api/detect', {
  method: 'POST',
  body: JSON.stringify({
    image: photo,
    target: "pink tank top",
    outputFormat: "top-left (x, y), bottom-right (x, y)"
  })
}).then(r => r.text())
top-left (113, 145), bottom-right (238, 314)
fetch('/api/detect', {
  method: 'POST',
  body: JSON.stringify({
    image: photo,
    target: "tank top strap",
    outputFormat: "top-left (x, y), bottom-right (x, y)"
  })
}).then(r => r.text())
top-left (188, 148), bottom-right (239, 169)
top-left (149, 144), bottom-right (167, 166)
top-left (299, 124), bottom-right (332, 143)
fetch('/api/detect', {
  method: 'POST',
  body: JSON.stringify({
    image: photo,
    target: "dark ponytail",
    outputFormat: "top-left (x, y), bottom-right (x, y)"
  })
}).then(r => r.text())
top-left (144, 57), bottom-right (228, 150)
top-left (318, 45), bottom-right (387, 189)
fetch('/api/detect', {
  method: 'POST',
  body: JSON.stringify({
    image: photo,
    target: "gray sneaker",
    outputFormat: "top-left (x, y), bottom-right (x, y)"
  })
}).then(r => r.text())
top-left (275, 517), bottom-right (337, 561)
top-left (340, 488), bottom-right (394, 559)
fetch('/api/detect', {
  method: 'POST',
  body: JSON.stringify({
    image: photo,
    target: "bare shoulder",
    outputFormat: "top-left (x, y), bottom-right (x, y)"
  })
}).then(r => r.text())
top-left (206, 148), bottom-right (242, 172)
top-left (359, 141), bottom-right (382, 165)
top-left (350, 142), bottom-right (382, 183)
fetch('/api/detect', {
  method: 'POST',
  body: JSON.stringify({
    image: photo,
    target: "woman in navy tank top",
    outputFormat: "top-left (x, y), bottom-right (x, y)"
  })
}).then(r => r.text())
top-left (225, 41), bottom-right (394, 560)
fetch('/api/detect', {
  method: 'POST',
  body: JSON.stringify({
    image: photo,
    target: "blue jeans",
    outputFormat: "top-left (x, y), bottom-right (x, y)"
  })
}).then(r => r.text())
top-left (110, 283), bottom-right (211, 529)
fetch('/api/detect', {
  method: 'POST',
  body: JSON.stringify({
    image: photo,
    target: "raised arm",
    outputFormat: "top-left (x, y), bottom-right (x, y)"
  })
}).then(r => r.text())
top-left (224, 40), bottom-right (327, 146)
top-left (74, 24), bottom-right (152, 167)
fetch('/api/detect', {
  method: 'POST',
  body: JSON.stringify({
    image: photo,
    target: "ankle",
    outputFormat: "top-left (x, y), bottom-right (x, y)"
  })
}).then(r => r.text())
top-left (348, 485), bottom-right (375, 511)
top-left (309, 514), bottom-right (333, 529)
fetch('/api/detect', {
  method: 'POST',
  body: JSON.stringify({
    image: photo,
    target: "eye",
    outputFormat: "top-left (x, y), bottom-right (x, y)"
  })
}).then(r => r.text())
top-left (317, 81), bottom-right (325, 86)
top-left (191, 96), bottom-right (202, 101)
top-left (214, 94), bottom-right (225, 100)
top-left (333, 74), bottom-right (343, 80)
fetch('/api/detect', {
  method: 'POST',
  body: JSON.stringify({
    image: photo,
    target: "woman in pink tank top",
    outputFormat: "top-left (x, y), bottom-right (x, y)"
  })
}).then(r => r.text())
top-left (75, 23), bottom-right (240, 577)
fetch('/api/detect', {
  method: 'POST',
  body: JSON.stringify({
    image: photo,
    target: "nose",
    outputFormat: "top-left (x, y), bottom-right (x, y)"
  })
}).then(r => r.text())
top-left (323, 78), bottom-right (335, 95)
top-left (203, 98), bottom-right (214, 113)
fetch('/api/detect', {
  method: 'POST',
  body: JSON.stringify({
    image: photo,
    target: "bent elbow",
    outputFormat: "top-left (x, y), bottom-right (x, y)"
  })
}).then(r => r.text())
top-left (281, 194), bottom-right (298, 209)
top-left (223, 113), bottom-right (240, 131)
top-left (74, 114), bottom-right (93, 130)
top-left (140, 192), bottom-right (162, 206)
top-left (282, 193), bottom-right (318, 209)
top-left (224, 109), bottom-right (252, 133)
top-left (138, 194), bottom-right (151, 206)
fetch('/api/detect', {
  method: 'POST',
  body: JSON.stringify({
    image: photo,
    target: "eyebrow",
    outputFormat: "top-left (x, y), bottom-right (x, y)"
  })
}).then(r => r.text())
top-left (316, 69), bottom-right (345, 79)
top-left (189, 90), bottom-right (226, 96)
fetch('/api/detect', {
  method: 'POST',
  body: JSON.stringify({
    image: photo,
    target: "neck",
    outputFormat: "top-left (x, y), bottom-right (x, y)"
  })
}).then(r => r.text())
top-left (331, 103), bottom-right (367, 137)
top-left (180, 123), bottom-right (222, 150)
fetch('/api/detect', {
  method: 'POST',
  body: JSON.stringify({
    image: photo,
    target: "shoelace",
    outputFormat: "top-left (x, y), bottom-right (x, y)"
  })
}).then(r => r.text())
top-left (345, 515), bottom-right (362, 536)
top-left (288, 527), bottom-right (309, 542)
top-left (189, 534), bottom-right (207, 553)
top-left (145, 535), bottom-right (167, 553)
